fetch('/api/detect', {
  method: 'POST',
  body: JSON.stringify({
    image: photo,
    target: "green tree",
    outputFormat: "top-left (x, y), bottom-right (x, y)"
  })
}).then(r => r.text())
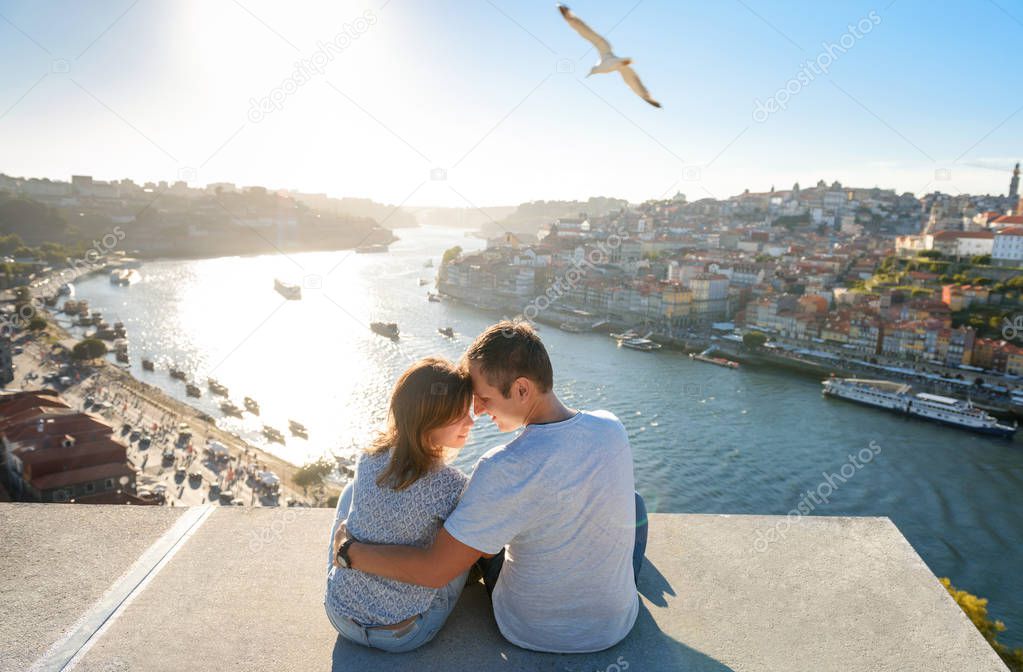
top-left (28, 317), bottom-right (47, 331)
top-left (918, 250), bottom-right (943, 260)
top-left (742, 331), bottom-right (768, 348)
top-left (941, 578), bottom-right (1023, 671)
top-left (72, 338), bottom-right (107, 361)
top-left (441, 246), bottom-right (462, 266)
top-left (292, 458), bottom-right (335, 489)
top-left (970, 254), bottom-right (992, 265)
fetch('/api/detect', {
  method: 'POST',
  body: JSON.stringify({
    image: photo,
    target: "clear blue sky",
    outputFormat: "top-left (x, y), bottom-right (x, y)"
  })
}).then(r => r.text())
top-left (0, 0), bottom-right (1020, 207)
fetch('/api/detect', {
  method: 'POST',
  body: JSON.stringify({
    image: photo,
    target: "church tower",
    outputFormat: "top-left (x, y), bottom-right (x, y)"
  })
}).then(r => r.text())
top-left (1010, 162), bottom-right (1020, 202)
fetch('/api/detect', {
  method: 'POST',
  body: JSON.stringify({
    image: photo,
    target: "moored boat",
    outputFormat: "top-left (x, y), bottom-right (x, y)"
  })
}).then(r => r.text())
top-left (620, 337), bottom-right (661, 352)
top-left (822, 377), bottom-right (1017, 438)
top-left (559, 322), bottom-right (585, 333)
top-left (244, 397), bottom-right (260, 415)
top-left (288, 419), bottom-right (308, 437)
top-left (262, 425), bottom-right (285, 444)
top-left (185, 383), bottom-right (202, 398)
top-left (208, 378), bottom-right (229, 397)
top-left (690, 351), bottom-right (740, 369)
top-left (438, 327), bottom-right (454, 338)
top-left (169, 367), bottom-right (187, 381)
top-left (220, 401), bottom-right (243, 418)
top-left (427, 292), bottom-right (441, 302)
top-left (141, 358), bottom-right (155, 371)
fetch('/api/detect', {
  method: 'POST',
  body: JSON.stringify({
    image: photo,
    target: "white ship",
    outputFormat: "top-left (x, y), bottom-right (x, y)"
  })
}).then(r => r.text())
top-left (822, 377), bottom-right (1016, 438)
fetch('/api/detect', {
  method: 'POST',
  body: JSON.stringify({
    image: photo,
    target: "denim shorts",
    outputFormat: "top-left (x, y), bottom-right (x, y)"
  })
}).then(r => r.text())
top-left (324, 570), bottom-right (468, 654)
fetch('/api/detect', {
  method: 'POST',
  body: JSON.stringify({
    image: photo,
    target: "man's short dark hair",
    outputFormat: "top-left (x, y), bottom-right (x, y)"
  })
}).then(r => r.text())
top-left (464, 321), bottom-right (553, 397)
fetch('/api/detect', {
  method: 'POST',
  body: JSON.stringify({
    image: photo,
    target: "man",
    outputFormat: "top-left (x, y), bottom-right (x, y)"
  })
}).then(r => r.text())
top-left (334, 321), bottom-right (646, 653)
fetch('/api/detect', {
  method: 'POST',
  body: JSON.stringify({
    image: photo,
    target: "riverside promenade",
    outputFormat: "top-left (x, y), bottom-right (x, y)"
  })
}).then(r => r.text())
top-left (1, 503), bottom-right (1008, 672)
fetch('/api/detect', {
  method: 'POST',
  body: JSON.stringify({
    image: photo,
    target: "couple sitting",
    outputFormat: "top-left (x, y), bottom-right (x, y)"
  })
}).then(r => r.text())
top-left (324, 321), bottom-right (648, 654)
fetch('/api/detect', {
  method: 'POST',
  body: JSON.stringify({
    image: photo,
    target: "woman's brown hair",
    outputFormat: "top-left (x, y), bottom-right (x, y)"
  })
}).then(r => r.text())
top-left (366, 357), bottom-right (472, 490)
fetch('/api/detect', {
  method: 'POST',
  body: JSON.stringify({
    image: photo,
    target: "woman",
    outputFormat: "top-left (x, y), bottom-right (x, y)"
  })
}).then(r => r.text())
top-left (324, 357), bottom-right (474, 653)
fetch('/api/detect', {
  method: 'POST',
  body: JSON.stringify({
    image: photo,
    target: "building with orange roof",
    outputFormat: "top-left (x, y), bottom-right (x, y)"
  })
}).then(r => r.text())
top-left (0, 390), bottom-right (136, 503)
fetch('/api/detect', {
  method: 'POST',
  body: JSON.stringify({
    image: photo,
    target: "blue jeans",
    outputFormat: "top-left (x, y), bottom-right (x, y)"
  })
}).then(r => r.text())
top-left (324, 571), bottom-right (469, 653)
top-left (324, 482), bottom-right (469, 652)
top-left (478, 491), bottom-right (649, 594)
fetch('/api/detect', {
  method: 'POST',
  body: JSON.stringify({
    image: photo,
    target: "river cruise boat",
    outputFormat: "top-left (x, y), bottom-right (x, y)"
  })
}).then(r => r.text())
top-left (822, 377), bottom-right (1017, 438)
top-left (370, 322), bottom-right (399, 338)
top-left (274, 278), bottom-right (301, 300)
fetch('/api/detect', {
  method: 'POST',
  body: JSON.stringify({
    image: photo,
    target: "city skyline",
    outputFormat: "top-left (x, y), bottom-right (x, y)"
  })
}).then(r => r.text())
top-left (0, 0), bottom-right (1021, 206)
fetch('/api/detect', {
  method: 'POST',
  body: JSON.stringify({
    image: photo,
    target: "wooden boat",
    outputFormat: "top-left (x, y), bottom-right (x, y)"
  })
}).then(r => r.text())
top-left (262, 425), bottom-right (285, 444)
top-left (220, 401), bottom-right (243, 418)
top-left (244, 397), bottom-right (260, 415)
top-left (185, 383), bottom-right (202, 398)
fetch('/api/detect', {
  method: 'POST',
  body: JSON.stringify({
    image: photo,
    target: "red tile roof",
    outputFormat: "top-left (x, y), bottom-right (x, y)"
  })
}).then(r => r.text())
top-left (30, 462), bottom-right (134, 491)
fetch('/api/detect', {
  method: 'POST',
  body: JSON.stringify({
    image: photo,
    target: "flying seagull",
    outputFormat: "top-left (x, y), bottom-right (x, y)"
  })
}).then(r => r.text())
top-left (557, 3), bottom-right (661, 108)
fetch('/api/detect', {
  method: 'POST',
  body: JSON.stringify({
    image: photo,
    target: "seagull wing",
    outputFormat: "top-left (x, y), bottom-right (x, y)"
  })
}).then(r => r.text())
top-left (558, 4), bottom-right (612, 56)
top-left (619, 64), bottom-right (661, 108)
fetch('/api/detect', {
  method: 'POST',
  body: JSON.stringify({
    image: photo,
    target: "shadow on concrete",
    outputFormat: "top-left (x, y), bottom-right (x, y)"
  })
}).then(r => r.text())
top-left (638, 557), bottom-right (675, 607)
top-left (328, 577), bottom-right (733, 672)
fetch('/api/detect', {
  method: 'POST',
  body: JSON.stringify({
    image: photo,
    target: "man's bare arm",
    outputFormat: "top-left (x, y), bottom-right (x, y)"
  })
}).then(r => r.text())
top-left (345, 527), bottom-right (487, 589)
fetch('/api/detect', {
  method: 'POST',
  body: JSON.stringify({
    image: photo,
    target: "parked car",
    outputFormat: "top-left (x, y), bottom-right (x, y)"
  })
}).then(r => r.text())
top-left (218, 490), bottom-right (235, 504)
top-left (162, 449), bottom-right (175, 465)
top-left (175, 467), bottom-right (187, 479)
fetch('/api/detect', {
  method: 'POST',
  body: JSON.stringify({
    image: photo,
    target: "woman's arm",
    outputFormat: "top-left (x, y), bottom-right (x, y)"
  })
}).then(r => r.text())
top-left (334, 524), bottom-right (483, 589)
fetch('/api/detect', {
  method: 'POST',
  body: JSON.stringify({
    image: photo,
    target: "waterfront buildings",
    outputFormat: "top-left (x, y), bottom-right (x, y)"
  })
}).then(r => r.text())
top-left (0, 390), bottom-right (138, 504)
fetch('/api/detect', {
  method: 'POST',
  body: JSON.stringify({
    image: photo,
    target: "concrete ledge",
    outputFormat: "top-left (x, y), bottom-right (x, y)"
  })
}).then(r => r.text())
top-left (0, 504), bottom-right (1008, 672)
